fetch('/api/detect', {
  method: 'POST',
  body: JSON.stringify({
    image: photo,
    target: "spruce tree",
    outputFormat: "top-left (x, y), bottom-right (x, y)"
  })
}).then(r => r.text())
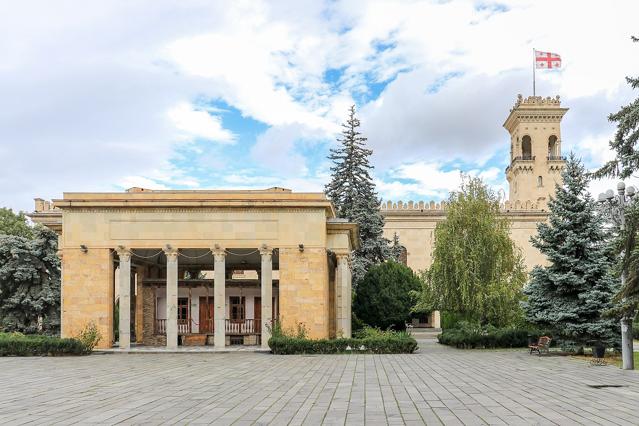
top-left (0, 226), bottom-right (61, 334)
top-left (595, 36), bottom-right (639, 179)
top-left (523, 154), bottom-right (619, 347)
top-left (325, 105), bottom-right (391, 285)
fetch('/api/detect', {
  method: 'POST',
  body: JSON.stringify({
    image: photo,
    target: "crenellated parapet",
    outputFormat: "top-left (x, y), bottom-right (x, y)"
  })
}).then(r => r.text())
top-left (511, 94), bottom-right (561, 111)
top-left (380, 200), bottom-right (449, 211)
top-left (380, 199), bottom-right (542, 212)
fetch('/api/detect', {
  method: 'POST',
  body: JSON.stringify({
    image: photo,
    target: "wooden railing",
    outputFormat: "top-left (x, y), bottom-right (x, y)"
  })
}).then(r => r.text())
top-left (155, 318), bottom-right (262, 335)
top-left (226, 319), bottom-right (261, 335)
top-left (155, 318), bottom-right (192, 335)
top-left (178, 319), bottom-right (191, 335)
top-left (155, 319), bottom-right (166, 335)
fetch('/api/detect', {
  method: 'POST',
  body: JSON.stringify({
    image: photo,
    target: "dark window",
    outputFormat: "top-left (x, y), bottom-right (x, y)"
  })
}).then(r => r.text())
top-left (548, 135), bottom-right (558, 157)
top-left (178, 297), bottom-right (189, 320)
top-left (522, 135), bottom-right (532, 159)
top-left (230, 296), bottom-right (245, 321)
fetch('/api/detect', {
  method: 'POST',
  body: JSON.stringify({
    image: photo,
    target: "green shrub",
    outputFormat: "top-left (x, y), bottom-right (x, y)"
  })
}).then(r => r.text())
top-left (354, 261), bottom-right (422, 330)
top-left (268, 326), bottom-right (417, 354)
top-left (0, 332), bottom-right (86, 356)
top-left (437, 323), bottom-right (548, 349)
top-left (76, 322), bottom-right (102, 353)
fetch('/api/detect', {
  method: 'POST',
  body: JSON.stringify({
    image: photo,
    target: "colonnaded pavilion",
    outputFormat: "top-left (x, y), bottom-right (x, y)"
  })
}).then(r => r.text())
top-left (30, 188), bottom-right (359, 349)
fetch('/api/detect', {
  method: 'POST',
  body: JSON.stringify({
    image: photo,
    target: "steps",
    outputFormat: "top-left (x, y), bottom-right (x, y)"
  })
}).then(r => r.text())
top-left (410, 327), bottom-right (442, 340)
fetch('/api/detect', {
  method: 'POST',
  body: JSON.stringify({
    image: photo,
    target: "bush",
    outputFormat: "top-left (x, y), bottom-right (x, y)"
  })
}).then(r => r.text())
top-left (354, 261), bottom-right (422, 330)
top-left (268, 325), bottom-right (418, 354)
top-left (437, 322), bottom-right (548, 349)
top-left (0, 332), bottom-right (86, 356)
top-left (76, 322), bottom-right (102, 353)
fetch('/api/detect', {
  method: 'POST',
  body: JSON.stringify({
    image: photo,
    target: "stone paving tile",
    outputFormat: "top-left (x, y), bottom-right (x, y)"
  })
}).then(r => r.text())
top-left (1, 339), bottom-right (639, 425)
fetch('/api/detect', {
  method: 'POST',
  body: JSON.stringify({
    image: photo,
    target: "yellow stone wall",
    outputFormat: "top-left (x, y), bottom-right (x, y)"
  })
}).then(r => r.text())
top-left (61, 248), bottom-right (114, 348)
top-left (278, 247), bottom-right (330, 339)
top-left (383, 210), bottom-right (548, 273)
top-left (60, 208), bottom-right (328, 250)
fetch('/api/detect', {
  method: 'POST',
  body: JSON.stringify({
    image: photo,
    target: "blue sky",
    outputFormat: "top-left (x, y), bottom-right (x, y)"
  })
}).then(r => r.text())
top-left (2, 0), bottom-right (639, 212)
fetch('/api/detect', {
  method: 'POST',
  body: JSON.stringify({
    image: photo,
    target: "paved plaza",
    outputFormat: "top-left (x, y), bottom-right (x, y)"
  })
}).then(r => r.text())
top-left (1, 337), bottom-right (639, 425)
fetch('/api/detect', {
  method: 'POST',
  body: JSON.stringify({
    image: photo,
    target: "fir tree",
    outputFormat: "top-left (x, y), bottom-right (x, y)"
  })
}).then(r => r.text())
top-left (325, 105), bottom-right (391, 284)
top-left (0, 226), bottom-right (61, 334)
top-left (594, 36), bottom-right (639, 179)
top-left (523, 154), bottom-right (620, 347)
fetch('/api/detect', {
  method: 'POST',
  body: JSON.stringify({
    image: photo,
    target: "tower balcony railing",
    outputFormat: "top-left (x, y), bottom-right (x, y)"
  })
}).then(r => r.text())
top-left (547, 155), bottom-right (566, 161)
top-left (505, 155), bottom-right (535, 173)
top-left (512, 155), bottom-right (535, 161)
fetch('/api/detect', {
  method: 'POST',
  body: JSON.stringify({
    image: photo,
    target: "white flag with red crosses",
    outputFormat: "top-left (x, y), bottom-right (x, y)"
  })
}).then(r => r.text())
top-left (535, 50), bottom-right (561, 69)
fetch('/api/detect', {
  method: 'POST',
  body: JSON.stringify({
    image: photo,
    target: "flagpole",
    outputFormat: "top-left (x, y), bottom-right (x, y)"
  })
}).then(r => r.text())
top-left (532, 48), bottom-right (536, 96)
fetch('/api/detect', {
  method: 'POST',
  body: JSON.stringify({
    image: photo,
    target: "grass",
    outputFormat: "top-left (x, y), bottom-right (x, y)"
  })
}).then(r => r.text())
top-left (570, 350), bottom-right (639, 369)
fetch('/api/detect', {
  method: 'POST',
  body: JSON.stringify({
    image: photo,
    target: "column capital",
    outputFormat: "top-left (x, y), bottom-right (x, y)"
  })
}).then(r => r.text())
top-left (334, 250), bottom-right (350, 262)
top-left (163, 246), bottom-right (178, 261)
top-left (211, 244), bottom-right (226, 259)
top-left (259, 244), bottom-right (273, 259)
top-left (116, 246), bottom-right (132, 262)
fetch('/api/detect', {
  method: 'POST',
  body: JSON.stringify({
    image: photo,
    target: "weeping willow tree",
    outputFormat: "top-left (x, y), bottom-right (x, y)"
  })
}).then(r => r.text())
top-left (417, 177), bottom-right (527, 327)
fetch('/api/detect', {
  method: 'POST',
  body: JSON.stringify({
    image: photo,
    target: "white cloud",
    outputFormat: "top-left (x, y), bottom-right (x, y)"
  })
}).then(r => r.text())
top-left (2, 0), bottom-right (639, 212)
top-left (168, 103), bottom-right (235, 143)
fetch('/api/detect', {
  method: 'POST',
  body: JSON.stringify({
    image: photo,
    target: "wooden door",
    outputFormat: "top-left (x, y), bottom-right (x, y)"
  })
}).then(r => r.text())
top-left (254, 297), bottom-right (261, 332)
top-left (199, 297), bottom-right (214, 333)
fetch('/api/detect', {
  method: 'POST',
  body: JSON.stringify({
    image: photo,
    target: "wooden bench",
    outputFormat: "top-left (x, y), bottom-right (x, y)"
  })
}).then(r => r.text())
top-left (529, 336), bottom-right (551, 356)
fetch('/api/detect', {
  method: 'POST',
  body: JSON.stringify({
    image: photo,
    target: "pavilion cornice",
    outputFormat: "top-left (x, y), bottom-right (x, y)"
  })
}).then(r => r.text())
top-left (53, 199), bottom-right (336, 217)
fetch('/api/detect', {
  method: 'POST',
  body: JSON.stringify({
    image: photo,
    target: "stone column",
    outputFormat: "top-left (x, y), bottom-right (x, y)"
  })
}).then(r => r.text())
top-left (116, 248), bottom-right (131, 349)
top-left (336, 253), bottom-right (352, 338)
top-left (334, 256), bottom-right (343, 335)
top-left (213, 246), bottom-right (226, 347)
top-left (164, 248), bottom-right (178, 349)
top-left (135, 266), bottom-right (145, 342)
top-left (260, 245), bottom-right (273, 349)
top-left (344, 256), bottom-right (352, 338)
top-left (432, 311), bottom-right (441, 329)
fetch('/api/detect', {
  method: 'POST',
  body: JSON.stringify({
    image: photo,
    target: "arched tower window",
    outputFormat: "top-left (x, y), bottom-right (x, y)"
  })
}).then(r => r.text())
top-left (522, 135), bottom-right (532, 159)
top-left (537, 176), bottom-right (543, 187)
top-left (548, 135), bottom-right (558, 158)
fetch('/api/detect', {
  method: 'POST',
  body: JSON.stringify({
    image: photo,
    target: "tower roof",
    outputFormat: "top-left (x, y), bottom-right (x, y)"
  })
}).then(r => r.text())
top-left (503, 94), bottom-right (568, 133)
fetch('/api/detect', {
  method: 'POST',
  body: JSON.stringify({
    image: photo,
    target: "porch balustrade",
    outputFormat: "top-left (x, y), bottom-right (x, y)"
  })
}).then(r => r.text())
top-left (154, 318), bottom-right (193, 335)
top-left (155, 318), bottom-right (261, 336)
top-left (226, 319), bottom-right (261, 335)
top-left (155, 318), bottom-right (166, 335)
top-left (178, 319), bottom-right (191, 334)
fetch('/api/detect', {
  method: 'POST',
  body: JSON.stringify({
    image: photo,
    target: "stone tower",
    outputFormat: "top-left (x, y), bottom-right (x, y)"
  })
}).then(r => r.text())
top-left (504, 94), bottom-right (568, 208)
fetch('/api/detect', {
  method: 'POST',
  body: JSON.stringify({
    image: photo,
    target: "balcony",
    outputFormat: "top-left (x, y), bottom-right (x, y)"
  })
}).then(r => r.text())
top-left (506, 155), bottom-right (535, 172)
top-left (547, 155), bottom-right (566, 161)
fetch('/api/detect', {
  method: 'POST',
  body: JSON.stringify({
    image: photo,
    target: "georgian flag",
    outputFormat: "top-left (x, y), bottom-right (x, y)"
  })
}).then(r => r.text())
top-left (535, 50), bottom-right (561, 69)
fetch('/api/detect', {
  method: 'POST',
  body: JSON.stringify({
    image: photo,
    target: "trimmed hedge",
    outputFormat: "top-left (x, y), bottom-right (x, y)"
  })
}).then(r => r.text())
top-left (268, 335), bottom-right (418, 354)
top-left (0, 333), bottom-right (87, 356)
top-left (438, 326), bottom-right (545, 349)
